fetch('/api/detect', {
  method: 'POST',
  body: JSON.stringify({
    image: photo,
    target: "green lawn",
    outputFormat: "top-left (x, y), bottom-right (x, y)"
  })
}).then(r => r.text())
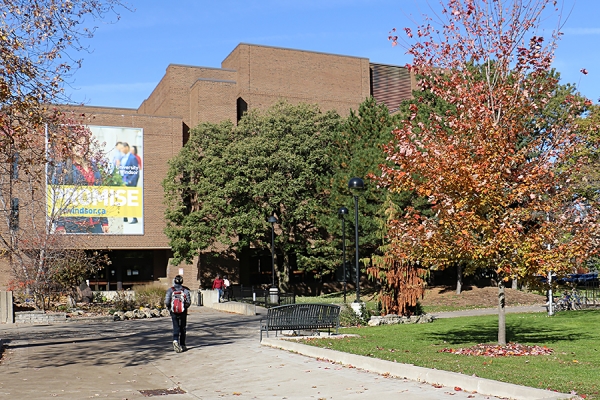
top-left (301, 310), bottom-right (600, 399)
top-left (294, 291), bottom-right (534, 314)
top-left (295, 292), bottom-right (379, 312)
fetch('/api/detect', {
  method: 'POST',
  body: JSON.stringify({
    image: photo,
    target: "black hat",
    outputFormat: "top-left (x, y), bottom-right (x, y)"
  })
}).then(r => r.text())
top-left (174, 275), bottom-right (183, 285)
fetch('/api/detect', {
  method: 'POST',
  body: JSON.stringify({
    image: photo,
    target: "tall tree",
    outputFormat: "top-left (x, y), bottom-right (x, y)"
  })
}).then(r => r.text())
top-left (570, 104), bottom-right (600, 208)
top-left (1, 0), bottom-right (125, 183)
top-left (7, 118), bottom-right (111, 309)
top-left (0, 0), bottom-right (125, 291)
top-left (383, 0), bottom-right (598, 344)
top-left (164, 102), bottom-right (342, 290)
top-left (319, 98), bottom-right (399, 281)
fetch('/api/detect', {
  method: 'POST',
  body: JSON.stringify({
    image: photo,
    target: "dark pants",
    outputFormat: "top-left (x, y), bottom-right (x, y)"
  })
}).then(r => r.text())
top-left (170, 312), bottom-right (187, 345)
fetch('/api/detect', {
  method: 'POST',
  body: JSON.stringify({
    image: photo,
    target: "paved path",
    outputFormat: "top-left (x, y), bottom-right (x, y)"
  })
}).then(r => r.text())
top-left (431, 304), bottom-right (547, 319)
top-left (0, 306), bottom-right (518, 400)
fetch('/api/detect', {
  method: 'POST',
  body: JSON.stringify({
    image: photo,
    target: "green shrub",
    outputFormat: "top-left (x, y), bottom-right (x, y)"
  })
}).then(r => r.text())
top-left (339, 303), bottom-right (370, 327)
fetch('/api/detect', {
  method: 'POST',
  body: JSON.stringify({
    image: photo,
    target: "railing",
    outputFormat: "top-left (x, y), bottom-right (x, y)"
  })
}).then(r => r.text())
top-left (231, 285), bottom-right (295, 308)
top-left (580, 279), bottom-right (600, 306)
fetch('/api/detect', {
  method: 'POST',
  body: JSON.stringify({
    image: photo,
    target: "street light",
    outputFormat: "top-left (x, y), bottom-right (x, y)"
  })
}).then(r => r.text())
top-left (338, 206), bottom-right (349, 303)
top-left (348, 177), bottom-right (365, 303)
top-left (546, 213), bottom-right (554, 317)
top-left (268, 215), bottom-right (279, 304)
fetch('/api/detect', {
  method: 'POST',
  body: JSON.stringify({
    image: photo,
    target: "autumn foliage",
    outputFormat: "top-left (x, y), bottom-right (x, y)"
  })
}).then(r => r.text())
top-left (367, 256), bottom-right (427, 316)
top-left (0, 1), bottom-right (124, 308)
top-left (374, 0), bottom-right (599, 341)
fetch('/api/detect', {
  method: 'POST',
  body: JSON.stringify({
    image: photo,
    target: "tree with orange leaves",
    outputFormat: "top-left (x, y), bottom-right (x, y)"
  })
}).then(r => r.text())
top-left (381, 0), bottom-right (599, 344)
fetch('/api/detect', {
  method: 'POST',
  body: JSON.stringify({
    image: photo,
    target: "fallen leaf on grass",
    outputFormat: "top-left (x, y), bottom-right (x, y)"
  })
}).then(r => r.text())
top-left (440, 343), bottom-right (553, 357)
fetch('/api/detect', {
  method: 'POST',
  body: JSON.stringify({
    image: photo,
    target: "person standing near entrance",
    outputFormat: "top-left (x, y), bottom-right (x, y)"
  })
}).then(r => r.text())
top-left (165, 275), bottom-right (191, 353)
top-left (222, 275), bottom-right (231, 301)
top-left (212, 274), bottom-right (225, 303)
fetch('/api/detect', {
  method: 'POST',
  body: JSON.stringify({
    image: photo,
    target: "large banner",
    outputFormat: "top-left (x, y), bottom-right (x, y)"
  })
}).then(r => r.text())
top-left (47, 125), bottom-right (144, 235)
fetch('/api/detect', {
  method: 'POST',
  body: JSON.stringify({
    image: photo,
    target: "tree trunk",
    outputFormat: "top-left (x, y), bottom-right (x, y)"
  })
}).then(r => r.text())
top-left (498, 279), bottom-right (506, 345)
top-left (511, 276), bottom-right (518, 290)
top-left (280, 251), bottom-right (291, 292)
top-left (456, 264), bottom-right (463, 295)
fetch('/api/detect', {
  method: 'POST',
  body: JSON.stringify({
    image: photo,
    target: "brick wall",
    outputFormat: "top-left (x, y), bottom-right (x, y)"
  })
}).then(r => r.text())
top-left (140, 44), bottom-right (376, 131)
top-left (0, 256), bottom-right (10, 291)
top-left (223, 44), bottom-right (371, 117)
top-left (189, 79), bottom-right (238, 126)
top-left (139, 65), bottom-right (236, 127)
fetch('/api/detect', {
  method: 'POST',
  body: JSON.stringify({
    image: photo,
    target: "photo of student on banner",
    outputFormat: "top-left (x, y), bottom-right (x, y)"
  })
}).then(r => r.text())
top-left (48, 135), bottom-right (109, 234)
top-left (118, 142), bottom-right (140, 224)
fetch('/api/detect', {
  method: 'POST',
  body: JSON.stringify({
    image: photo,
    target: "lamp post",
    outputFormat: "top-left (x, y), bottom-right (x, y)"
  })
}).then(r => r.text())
top-left (268, 215), bottom-right (279, 304)
top-left (338, 206), bottom-right (349, 303)
top-left (546, 213), bottom-right (554, 317)
top-left (348, 177), bottom-right (365, 303)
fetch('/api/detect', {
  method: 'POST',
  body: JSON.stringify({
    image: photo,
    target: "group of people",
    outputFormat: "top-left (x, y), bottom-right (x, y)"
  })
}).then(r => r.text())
top-left (212, 274), bottom-right (231, 302)
top-left (164, 273), bottom-right (234, 353)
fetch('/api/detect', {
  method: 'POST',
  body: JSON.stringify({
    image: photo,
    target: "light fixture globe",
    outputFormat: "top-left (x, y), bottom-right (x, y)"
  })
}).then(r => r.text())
top-left (338, 206), bottom-right (349, 217)
top-left (268, 216), bottom-right (277, 224)
top-left (348, 177), bottom-right (365, 190)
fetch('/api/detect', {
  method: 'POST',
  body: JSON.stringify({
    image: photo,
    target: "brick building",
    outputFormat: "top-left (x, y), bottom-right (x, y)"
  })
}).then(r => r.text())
top-left (0, 43), bottom-right (414, 291)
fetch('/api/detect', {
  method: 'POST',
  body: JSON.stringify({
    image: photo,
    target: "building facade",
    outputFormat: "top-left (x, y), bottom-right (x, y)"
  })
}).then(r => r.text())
top-left (0, 43), bottom-right (414, 291)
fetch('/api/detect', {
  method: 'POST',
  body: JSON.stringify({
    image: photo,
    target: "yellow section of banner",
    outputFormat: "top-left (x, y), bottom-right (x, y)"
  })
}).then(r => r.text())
top-left (47, 185), bottom-right (143, 218)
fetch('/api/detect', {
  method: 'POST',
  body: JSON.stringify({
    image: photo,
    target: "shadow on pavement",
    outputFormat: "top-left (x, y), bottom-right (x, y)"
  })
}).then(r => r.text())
top-left (1, 308), bottom-right (262, 369)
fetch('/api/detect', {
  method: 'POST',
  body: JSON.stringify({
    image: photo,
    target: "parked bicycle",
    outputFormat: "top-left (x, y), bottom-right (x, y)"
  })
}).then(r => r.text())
top-left (553, 289), bottom-right (584, 311)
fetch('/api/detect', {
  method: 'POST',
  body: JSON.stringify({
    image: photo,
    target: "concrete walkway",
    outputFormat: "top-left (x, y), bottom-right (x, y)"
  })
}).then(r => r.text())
top-left (0, 304), bottom-right (572, 400)
top-left (431, 304), bottom-right (548, 319)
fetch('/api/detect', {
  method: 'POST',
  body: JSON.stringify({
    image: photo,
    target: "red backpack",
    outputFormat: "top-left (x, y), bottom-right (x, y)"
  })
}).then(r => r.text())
top-left (170, 287), bottom-right (187, 314)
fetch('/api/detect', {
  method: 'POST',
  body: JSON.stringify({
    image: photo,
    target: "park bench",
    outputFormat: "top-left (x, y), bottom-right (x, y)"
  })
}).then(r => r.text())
top-left (259, 303), bottom-right (340, 341)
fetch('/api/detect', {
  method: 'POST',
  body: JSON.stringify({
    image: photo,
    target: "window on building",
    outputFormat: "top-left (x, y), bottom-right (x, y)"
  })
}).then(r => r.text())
top-left (237, 97), bottom-right (248, 123)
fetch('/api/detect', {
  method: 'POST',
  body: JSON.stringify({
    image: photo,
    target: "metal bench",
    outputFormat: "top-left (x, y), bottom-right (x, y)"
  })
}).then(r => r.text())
top-left (259, 303), bottom-right (340, 341)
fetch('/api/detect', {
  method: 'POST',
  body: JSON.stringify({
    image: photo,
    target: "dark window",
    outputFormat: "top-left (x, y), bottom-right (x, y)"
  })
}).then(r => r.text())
top-left (237, 97), bottom-right (248, 123)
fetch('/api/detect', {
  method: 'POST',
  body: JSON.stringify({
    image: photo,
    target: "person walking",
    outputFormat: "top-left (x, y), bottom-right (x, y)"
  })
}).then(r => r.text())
top-left (223, 275), bottom-right (231, 301)
top-left (212, 274), bottom-right (225, 303)
top-left (165, 275), bottom-right (191, 353)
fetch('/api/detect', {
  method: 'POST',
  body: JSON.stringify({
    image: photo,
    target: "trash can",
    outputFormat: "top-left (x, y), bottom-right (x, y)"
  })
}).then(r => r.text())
top-left (269, 287), bottom-right (279, 305)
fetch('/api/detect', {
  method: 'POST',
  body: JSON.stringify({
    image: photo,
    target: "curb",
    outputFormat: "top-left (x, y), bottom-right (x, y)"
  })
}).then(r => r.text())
top-left (192, 301), bottom-right (256, 315)
top-left (261, 337), bottom-right (576, 400)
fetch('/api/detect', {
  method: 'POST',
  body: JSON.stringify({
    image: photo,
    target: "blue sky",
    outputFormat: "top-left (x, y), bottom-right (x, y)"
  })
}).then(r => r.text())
top-left (64, 0), bottom-right (600, 109)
